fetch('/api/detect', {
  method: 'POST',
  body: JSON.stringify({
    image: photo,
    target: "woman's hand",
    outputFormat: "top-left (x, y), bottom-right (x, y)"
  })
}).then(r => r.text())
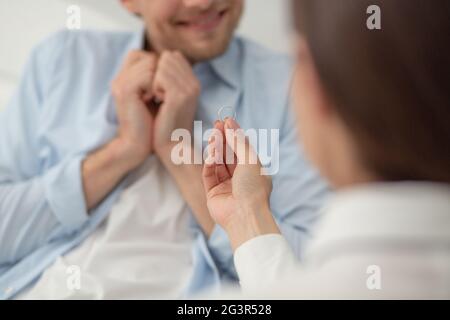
top-left (202, 118), bottom-right (280, 251)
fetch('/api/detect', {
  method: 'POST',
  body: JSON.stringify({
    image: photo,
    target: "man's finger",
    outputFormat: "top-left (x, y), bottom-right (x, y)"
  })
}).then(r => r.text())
top-left (123, 50), bottom-right (155, 68)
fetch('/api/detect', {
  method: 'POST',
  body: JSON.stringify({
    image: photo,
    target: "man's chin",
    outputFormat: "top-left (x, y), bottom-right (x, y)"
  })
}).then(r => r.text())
top-left (183, 38), bottom-right (232, 63)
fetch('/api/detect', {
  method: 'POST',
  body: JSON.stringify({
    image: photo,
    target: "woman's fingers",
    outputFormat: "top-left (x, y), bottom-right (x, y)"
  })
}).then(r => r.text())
top-left (211, 123), bottom-right (231, 182)
top-left (203, 117), bottom-right (260, 194)
top-left (224, 118), bottom-right (258, 166)
top-left (214, 120), bottom-right (235, 177)
top-left (203, 124), bottom-right (231, 193)
top-left (202, 159), bottom-right (218, 193)
top-left (217, 120), bottom-right (238, 176)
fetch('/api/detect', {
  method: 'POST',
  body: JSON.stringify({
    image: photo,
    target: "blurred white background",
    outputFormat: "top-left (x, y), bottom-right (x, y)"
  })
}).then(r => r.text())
top-left (0, 0), bottom-right (292, 110)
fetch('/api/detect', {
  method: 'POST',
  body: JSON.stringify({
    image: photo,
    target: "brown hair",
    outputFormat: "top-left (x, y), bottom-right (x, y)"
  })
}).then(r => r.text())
top-left (293, 0), bottom-right (450, 183)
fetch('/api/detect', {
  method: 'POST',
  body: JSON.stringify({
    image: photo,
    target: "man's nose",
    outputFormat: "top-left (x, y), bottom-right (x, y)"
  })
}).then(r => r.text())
top-left (182, 0), bottom-right (214, 10)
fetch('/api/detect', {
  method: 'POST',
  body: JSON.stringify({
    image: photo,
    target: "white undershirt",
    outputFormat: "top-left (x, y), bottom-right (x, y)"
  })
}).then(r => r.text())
top-left (18, 156), bottom-right (195, 299)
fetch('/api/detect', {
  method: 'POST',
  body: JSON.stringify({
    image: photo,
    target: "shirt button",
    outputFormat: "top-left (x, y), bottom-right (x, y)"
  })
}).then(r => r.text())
top-left (4, 286), bottom-right (13, 295)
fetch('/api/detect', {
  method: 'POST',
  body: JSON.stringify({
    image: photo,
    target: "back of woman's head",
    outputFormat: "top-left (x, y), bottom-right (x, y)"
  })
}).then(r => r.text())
top-left (293, 0), bottom-right (450, 183)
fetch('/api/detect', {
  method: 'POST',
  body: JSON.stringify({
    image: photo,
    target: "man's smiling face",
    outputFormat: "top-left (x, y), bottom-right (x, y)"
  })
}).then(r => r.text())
top-left (121, 0), bottom-right (244, 62)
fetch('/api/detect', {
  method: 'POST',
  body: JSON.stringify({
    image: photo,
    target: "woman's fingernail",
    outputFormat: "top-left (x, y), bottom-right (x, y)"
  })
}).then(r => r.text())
top-left (225, 118), bottom-right (239, 129)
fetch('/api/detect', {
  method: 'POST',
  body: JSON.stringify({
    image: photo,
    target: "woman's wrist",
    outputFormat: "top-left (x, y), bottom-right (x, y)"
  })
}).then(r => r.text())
top-left (224, 203), bottom-right (281, 252)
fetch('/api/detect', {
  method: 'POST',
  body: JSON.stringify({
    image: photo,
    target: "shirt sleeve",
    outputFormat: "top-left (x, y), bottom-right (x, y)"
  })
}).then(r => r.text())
top-left (0, 31), bottom-right (89, 266)
top-left (234, 234), bottom-right (299, 292)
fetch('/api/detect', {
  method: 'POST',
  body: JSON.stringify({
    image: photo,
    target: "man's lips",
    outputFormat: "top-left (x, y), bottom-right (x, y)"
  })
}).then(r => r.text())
top-left (175, 9), bottom-right (228, 32)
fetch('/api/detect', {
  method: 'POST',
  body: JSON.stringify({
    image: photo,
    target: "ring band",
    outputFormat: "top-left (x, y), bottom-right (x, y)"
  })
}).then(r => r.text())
top-left (218, 106), bottom-right (236, 122)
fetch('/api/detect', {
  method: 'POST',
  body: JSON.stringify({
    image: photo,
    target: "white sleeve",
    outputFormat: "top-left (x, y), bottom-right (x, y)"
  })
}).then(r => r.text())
top-left (233, 234), bottom-right (299, 292)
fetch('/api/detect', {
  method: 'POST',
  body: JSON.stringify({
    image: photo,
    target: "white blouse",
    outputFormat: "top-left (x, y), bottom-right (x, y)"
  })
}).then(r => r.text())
top-left (234, 182), bottom-right (450, 299)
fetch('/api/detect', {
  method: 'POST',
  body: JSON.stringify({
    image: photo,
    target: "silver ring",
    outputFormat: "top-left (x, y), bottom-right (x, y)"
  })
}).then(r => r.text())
top-left (217, 106), bottom-right (236, 122)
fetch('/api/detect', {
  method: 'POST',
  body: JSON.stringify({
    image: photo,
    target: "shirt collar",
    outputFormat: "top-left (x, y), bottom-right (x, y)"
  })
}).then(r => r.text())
top-left (207, 39), bottom-right (241, 89)
top-left (131, 28), bottom-right (241, 89)
top-left (129, 28), bottom-right (147, 51)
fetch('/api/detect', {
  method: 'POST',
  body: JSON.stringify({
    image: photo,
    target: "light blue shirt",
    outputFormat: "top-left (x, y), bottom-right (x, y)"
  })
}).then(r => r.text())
top-left (0, 29), bottom-right (328, 299)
